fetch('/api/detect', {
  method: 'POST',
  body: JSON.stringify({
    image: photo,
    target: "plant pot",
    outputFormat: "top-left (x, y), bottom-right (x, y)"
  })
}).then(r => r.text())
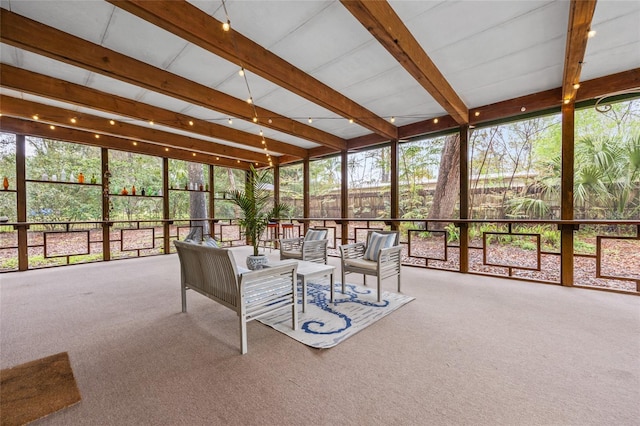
top-left (246, 254), bottom-right (268, 270)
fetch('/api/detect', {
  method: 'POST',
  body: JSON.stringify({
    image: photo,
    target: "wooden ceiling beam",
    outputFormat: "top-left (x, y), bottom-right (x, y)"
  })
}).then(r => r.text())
top-left (0, 65), bottom-right (307, 159)
top-left (0, 116), bottom-right (250, 169)
top-left (108, 0), bottom-right (397, 142)
top-left (341, 0), bottom-right (468, 125)
top-left (561, 0), bottom-right (597, 104)
top-left (0, 96), bottom-right (275, 165)
top-left (0, 9), bottom-right (345, 151)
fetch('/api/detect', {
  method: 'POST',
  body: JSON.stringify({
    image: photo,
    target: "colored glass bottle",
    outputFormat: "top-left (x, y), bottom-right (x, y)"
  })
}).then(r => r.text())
top-left (90, 174), bottom-right (97, 184)
top-left (121, 187), bottom-right (128, 196)
top-left (2, 176), bottom-right (8, 190)
top-left (131, 185), bottom-right (136, 195)
top-left (78, 172), bottom-right (85, 184)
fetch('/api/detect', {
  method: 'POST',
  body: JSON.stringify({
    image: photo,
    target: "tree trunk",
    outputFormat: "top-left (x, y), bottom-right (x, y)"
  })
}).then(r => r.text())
top-left (428, 134), bottom-right (460, 222)
top-left (188, 163), bottom-right (208, 238)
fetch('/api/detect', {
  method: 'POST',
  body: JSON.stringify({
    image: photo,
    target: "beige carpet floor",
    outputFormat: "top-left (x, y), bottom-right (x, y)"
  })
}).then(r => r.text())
top-left (1, 247), bottom-right (638, 425)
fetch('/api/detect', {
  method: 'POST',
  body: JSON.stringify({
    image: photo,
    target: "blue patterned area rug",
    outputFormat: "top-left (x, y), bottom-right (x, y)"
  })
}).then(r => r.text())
top-left (258, 282), bottom-right (414, 349)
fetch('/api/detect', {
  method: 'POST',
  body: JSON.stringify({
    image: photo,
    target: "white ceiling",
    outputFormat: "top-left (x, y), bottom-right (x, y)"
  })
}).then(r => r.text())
top-left (1, 0), bottom-right (639, 159)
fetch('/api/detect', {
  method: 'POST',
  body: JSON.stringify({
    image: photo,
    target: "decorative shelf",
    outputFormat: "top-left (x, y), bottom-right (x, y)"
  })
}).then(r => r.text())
top-left (1, 188), bottom-right (17, 193)
top-left (27, 179), bottom-right (102, 186)
top-left (109, 194), bottom-right (163, 198)
top-left (169, 188), bottom-right (210, 193)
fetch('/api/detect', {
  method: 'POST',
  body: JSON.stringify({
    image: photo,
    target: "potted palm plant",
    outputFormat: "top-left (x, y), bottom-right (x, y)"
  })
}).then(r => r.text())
top-left (226, 165), bottom-right (290, 270)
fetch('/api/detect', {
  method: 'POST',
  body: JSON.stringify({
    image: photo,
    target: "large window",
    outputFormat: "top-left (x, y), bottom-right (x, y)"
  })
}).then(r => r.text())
top-left (310, 156), bottom-right (341, 218)
top-left (574, 99), bottom-right (640, 220)
top-left (279, 163), bottom-right (303, 217)
top-left (214, 166), bottom-right (245, 218)
top-left (0, 133), bottom-right (17, 222)
top-left (348, 147), bottom-right (390, 218)
top-left (399, 135), bottom-right (446, 219)
top-left (108, 150), bottom-right (163, 221)
top-left (26, 138), bottom-right (102, 222)
top-left (168, 159), bottom-right (210, 220)
top-left (469, 115), bottom-right (562, 220)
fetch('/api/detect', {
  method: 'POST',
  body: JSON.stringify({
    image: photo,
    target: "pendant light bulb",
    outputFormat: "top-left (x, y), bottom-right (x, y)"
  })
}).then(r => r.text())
top-left (238, 68), bottom-right (245, 77)
top-left (222, 20), bottom-right (230, 32)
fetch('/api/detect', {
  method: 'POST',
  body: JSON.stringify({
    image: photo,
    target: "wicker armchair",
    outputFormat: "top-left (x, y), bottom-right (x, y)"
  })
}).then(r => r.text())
top-left (339, 230), bottom-right (402, 302)
top-left (174, 241), bottom-right (298, 354)
top-left (279, 228), bottom-right (328, 264)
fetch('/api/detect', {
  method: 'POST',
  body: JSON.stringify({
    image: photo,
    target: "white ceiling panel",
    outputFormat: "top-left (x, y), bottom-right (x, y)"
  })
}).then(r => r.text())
top-left (2, 0), bottom-right (114, 45)
top-left (582, 1), bottom-right (640, 81)
top-left (102, 8), bottom-right (189, 70)
top-left (1, 45), bottom-right (92, 86)
top-left (165, 43), bottom-right (239, 89)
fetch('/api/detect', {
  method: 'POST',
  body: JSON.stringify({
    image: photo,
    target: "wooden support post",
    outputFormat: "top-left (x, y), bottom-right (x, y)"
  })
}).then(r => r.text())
top-left (390, 139), bottom-right (399, 231)
top-left (101, 148), bottom-right (111, 261)
top-left (15, 134), bottom-right (28, 271)
top-left (162, 157), bottom-right (170, 254)
top-left (273, 164), bottom-right (280, 209)
top-left (341, 150), bottom-right (349, 245)
top-left (209, 165), bottom-right (215, 232)
top-left (303, 156), bottom-right (310, 234)
top-left (561, 102), bottom-right (575, 286)
top-left (459, 125), bottom-right (469, 273)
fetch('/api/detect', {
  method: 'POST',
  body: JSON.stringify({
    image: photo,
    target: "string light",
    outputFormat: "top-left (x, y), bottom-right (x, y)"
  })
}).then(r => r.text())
top-left (165, 147), bottom-right (169, 151)
top-left (238, 68), bottom-right (245, 77)
top-left (222, 20), bottom-right (230, 31)
top-left (188, 120), bottom-right (194, 126)
top-left (573, 83), bottom-right (580, 90)
top-left (70, 117), bottom-right (77, 123)
top-left (94, 134), bottom-right (100, 139)
top-left (390, 116), bottom-right (395, 123)
top-left (228, 118), bottom-right (233, 125)
top-left (349, 118), bottom-right (354, 124)
top-left (588, 29), bottom-right (596, 38)
top-left (308, 117), bottom-right (313, 123)
top-left (133, 141), bottom-right (137, 146)
top-left (247, 97), bottom-right (253, 104)
top-left (109, 119), bottom-right (115, 125)
top-left (149, 120), bottom-right (154, 125)
top-left (49, 125), bottom-right (55, 130)
top-left (474, 111), bottom-right (480, 117)
top-left (33, 114), bottom-right (39, 120)
top-left (521, 106), bottom-right (527, 112)
top-left (433, 118), bottom-right (439, 124)
top-left (252, 117), bottom-right (258, 123)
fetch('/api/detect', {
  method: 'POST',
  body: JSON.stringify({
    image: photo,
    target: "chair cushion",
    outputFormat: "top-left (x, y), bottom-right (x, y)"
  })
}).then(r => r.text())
top-left (363, 232), bottom-right (396, 261)
top-left (344, 257), bottom-right (377, 270)
top-left (304, 229), bottom-right (326, 241)
top-left (281, 249), bottom-right (302, 257)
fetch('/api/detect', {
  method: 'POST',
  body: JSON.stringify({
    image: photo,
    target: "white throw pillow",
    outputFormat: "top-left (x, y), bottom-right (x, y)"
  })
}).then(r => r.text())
top-left (304, 229), bottom-right (326, 241)
top-left (363, 232), bottom-right (396, 261)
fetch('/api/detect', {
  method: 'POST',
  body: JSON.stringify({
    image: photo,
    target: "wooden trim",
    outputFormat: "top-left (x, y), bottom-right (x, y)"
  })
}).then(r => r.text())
top-left (390, 139), bottom-right (399, 227)
top-left (459, 126), bottom-right (469, 273)
top-left (341, 0), bottom-right (468, 125)
top-left (560, 102), bottom-right (575, 286)
top-left (162, 157), bottom-right (170, 254)
top-left (101, 148), bottom-right (111, 261)
top-left (0, 116), bottom-right (251, 169)
top-left (109, 0), bottom-right (394, 142)
top-left (0, 10), bottom-right (346, 150)
top-left (0, 96), bottom-right (268, 164)
top-left (0, 65), bottom-right (308, 159)
top-left (341, 150), bottom-right (349, 244)
top-left (562, 0), bottom-right (597, 103)
top-left (15, 134), bottom-right (28, 271)
top-left (303, 157), bottom-right (310, 224)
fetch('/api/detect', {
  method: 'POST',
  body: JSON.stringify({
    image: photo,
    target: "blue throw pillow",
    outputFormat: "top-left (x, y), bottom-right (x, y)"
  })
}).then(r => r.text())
top-left (304, 229), bottom-right (326, 241)
top-left (363, 232), bottom-right (396, 261)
